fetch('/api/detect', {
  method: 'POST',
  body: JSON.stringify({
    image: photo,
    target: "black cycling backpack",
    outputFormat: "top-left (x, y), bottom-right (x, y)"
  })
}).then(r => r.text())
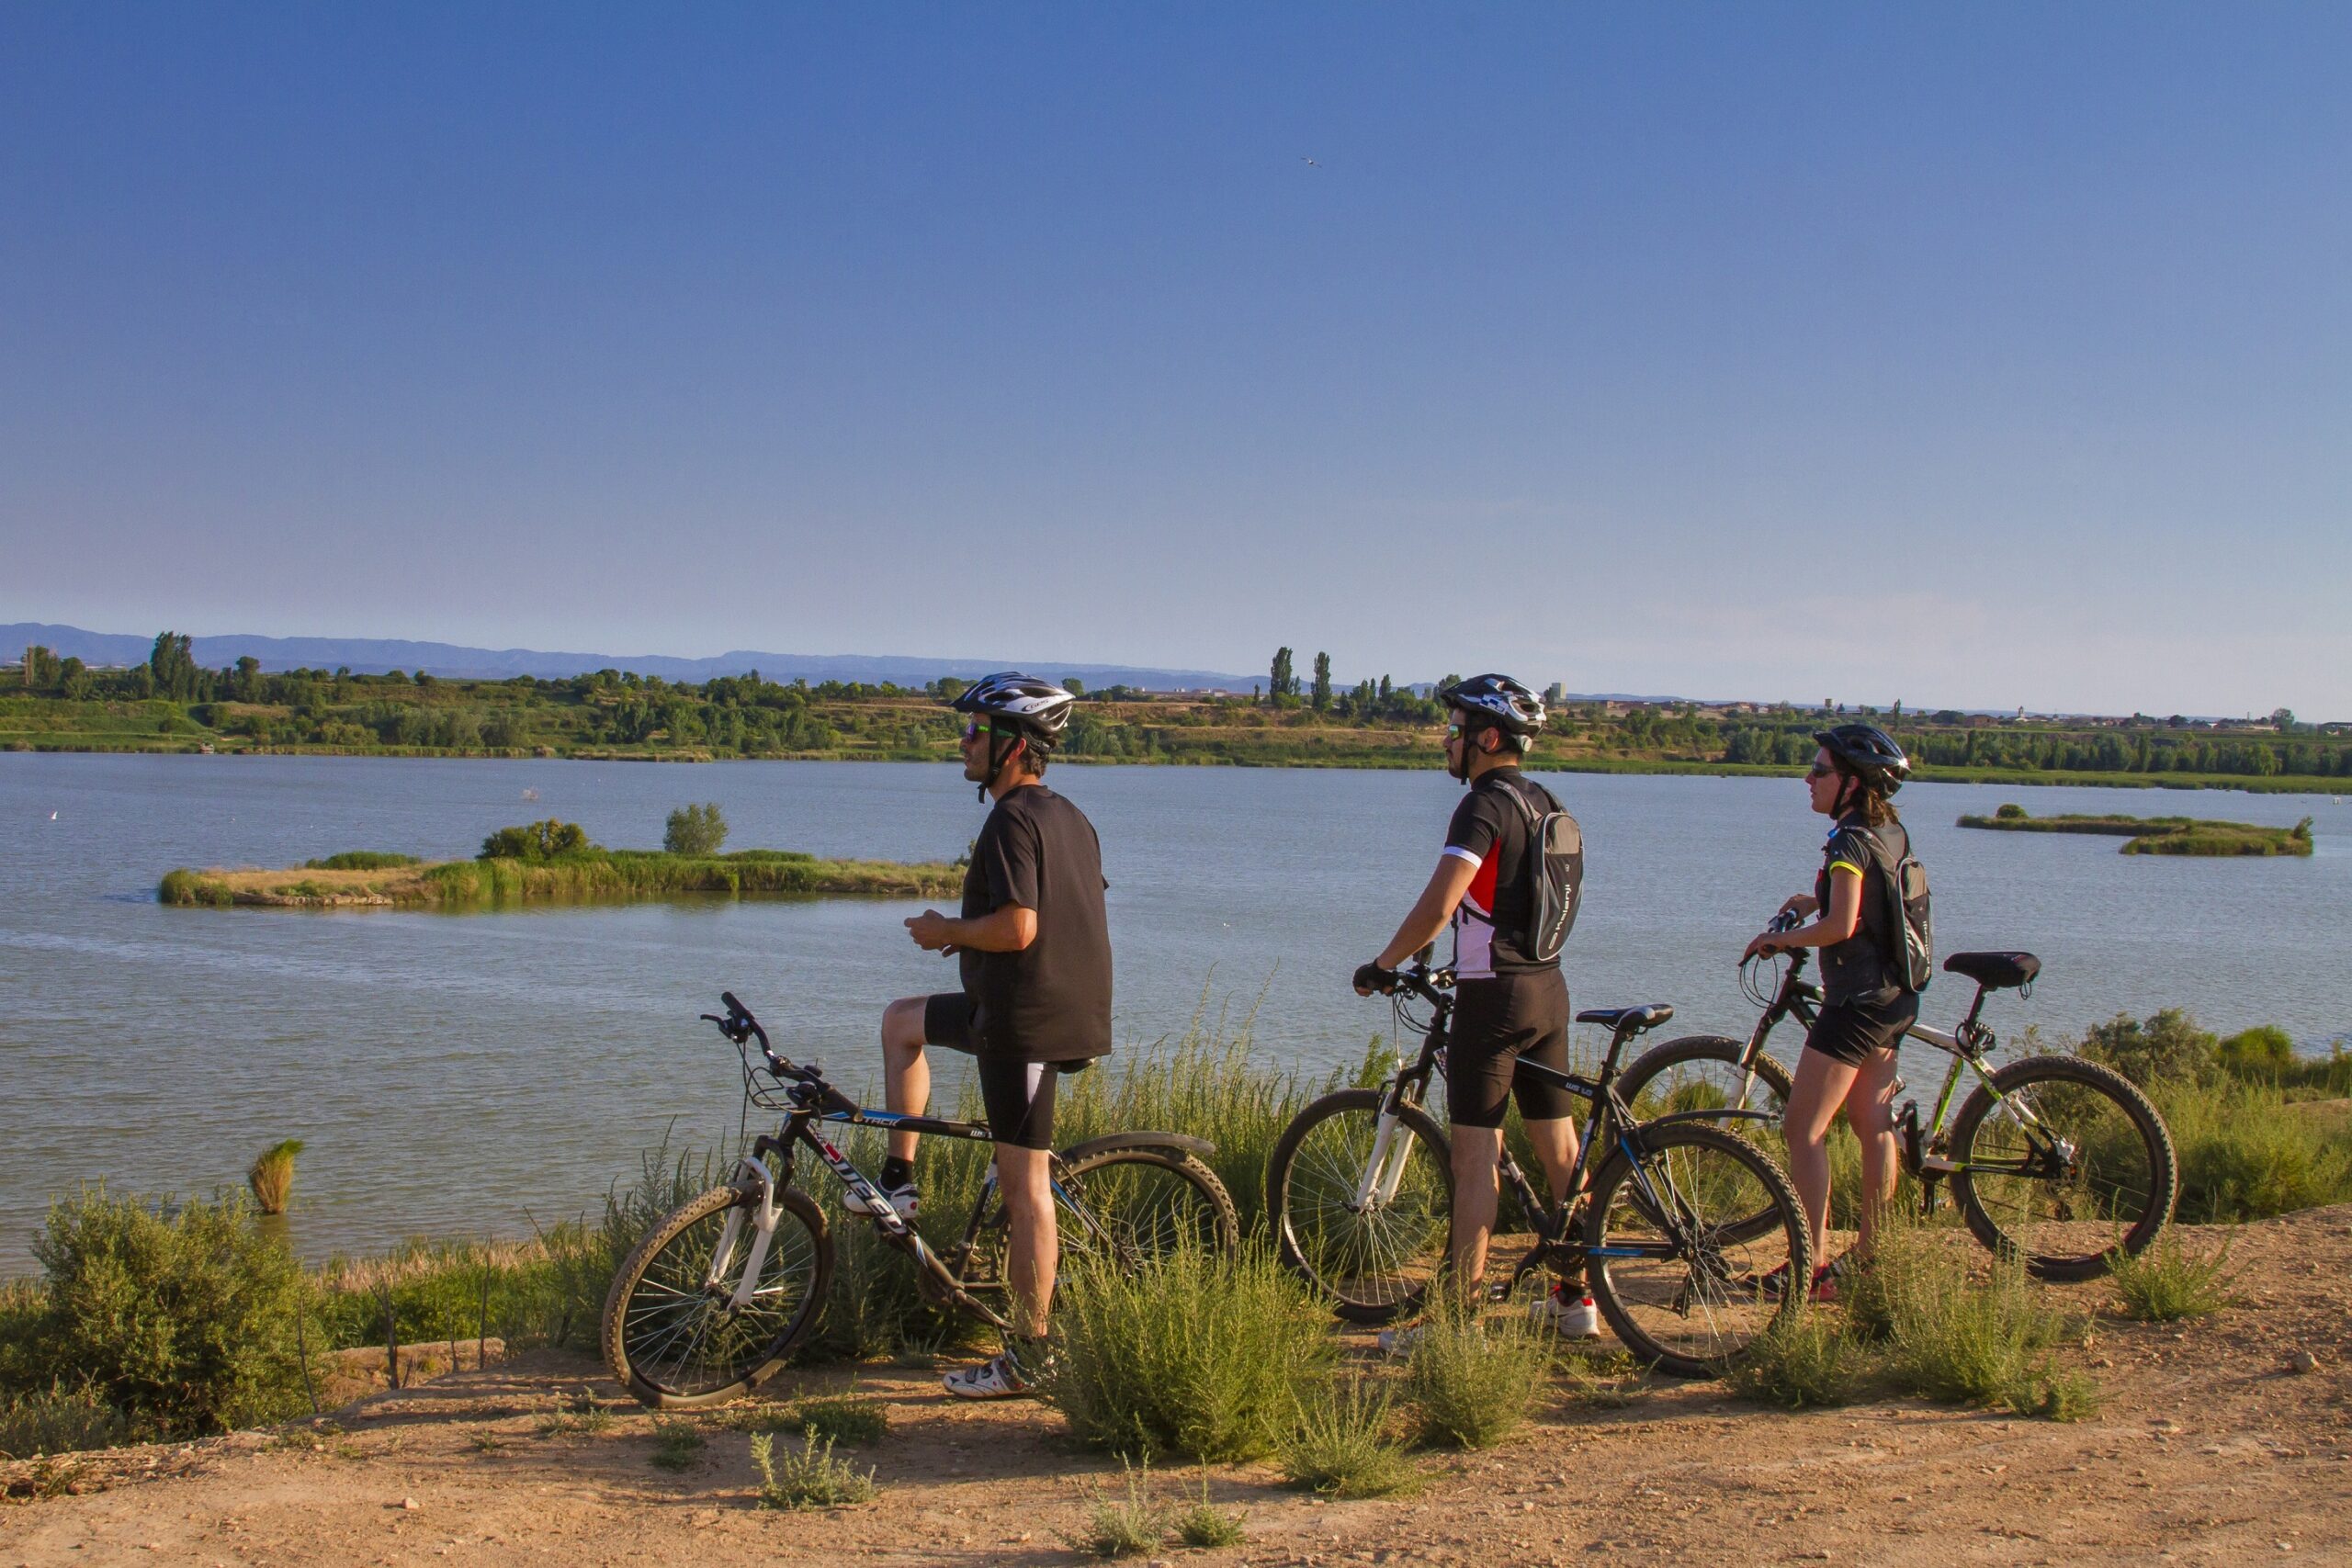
top-left (1858, 824), bottom-right (1934, 992)
top-left (1498, 776), bottom-right (1584, 963)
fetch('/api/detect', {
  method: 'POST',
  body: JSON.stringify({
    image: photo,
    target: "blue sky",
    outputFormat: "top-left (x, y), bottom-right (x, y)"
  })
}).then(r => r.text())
top-left (4, 4), bottom-right (2346, 716)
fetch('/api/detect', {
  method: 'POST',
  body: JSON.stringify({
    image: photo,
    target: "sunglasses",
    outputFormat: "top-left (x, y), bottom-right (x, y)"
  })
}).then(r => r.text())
top-left (961, 720), bottom-right (992, 742)
top-left (1445, 723), bottom-right (1464, 741)
top-left (1806, 764), bottom-right (1836, 780)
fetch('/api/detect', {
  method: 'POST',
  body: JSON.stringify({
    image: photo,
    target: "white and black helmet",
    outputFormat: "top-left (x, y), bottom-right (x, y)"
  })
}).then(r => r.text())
top-left (1439, 672), bottom-right (1546, 741)
top-left (1813, 723), bottom-right (1910, 794)
top-left (952, 671), bottom-right (1075, 750)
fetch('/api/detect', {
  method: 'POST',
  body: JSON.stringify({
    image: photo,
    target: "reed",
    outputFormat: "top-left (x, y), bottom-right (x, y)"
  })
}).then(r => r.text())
top-left (246, 1139), bottom-right (303, 1215)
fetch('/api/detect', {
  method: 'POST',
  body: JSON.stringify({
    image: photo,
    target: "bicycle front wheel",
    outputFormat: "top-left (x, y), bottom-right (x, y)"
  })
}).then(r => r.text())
top-left (1583, 1122), bottom-right (1810, 1378)
top-left (602, 1182), bottom-right (832, 1409)
top-left (1268, 1089), bottom-right (1453, 1324)
top-left (1949, 1055), bottom-right (2177, 1280)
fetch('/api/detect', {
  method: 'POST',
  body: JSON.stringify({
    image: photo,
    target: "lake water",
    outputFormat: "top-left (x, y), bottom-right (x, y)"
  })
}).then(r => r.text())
top-left (4, 753), bottom-right (2346, 1270)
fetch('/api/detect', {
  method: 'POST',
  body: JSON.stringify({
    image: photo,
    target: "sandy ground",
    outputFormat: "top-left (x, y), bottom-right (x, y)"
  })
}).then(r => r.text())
top-left (6, 1205), bottom-right (2349, 1568)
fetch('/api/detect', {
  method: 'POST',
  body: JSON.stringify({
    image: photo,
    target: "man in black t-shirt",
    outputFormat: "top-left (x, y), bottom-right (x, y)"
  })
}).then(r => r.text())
top-left (869, 673), bottom-right (1111, 1399)
top-left (1355, 674), bottom-right (1596, 1337)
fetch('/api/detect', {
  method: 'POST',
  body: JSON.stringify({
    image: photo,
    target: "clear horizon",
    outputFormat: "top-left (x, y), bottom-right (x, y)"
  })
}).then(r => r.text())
top-left (5, 5), bottom-right (2346, 717)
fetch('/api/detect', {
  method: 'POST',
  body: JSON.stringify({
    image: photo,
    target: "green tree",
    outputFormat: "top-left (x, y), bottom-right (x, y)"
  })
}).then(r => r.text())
top-left (21, 644), bottom-right (62, 689)
top-left (150, 631), bottom-right (198, 701)
top-left (1269, 648), bottom-right (1295, 701)
top-left (1063, 677), bottom-right (1086, 697)
top-left (663, 802), bottom-right (729, 855)
top-left (1310, 651), bottom-right (1332, 711)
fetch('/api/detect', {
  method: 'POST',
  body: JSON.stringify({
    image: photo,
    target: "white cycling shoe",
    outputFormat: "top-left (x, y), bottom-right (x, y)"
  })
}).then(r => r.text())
top-left (1538, 1286), bottom-right (1601, 1338)
top-left (943, 1350), bottom-right (1036, 1400)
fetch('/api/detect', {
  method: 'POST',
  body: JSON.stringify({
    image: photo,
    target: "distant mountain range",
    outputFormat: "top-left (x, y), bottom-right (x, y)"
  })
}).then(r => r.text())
top-left (1, 623), bottom-right (1258, 693)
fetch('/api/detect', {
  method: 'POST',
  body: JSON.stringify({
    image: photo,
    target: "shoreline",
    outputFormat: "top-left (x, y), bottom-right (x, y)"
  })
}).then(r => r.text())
top-left (12, 740), bottom-right (2350, 797)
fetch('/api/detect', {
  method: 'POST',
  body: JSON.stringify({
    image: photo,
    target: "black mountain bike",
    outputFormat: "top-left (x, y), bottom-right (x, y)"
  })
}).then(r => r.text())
top-left (1615, 918), bottom-right (2177, 1280)
top-left (1266, 963), bottom-right (1811, 1377)
top-left (604, 992), bottom-right (1238, 1408)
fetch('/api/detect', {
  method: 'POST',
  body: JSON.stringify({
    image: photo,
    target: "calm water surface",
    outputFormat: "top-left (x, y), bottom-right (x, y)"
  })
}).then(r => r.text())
top-left (4, 753), bottom-right (2346, 1269)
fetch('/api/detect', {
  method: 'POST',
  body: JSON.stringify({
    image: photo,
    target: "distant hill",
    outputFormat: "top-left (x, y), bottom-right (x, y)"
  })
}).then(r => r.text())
top-left (0, 623), bottom-right (1254, 694)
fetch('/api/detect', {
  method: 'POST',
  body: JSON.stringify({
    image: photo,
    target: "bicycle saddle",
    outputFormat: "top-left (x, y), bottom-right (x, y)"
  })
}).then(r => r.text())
top-left (1942, 952), bottom-right (2041, 990)
top-left (1576, 1004), bottom-right (1675, 1034)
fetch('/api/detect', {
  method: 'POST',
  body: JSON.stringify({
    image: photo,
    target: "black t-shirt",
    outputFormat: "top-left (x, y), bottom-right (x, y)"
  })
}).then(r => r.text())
top-left (957, 783), bottom-right (1114, 1062)
top-left (1815, 813), bottom-right (1910, 1007)
top-left (1442, 766), bottom-right (1562, 979)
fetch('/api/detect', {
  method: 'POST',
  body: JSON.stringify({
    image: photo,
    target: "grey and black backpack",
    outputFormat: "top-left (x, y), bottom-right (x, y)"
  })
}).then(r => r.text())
top-left (1499, 776), bottom-right (1584, 963)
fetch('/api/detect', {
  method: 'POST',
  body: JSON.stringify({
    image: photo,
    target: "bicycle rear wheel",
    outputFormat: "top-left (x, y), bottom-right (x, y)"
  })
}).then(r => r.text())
top-left (1268, 1089), bottom-right (1453, 1324)
top-left (1949, 1055), bottom-right (2177, 1280)
top-left (1582, 1122), bottom-right (1809, 1378)
top-left (1618, 1034), bottom-right (1793, 1127)
top-left (956, 1144), bottom-right (1240, 1294)
top-left (602, 1183), bottom-right (831, 1409)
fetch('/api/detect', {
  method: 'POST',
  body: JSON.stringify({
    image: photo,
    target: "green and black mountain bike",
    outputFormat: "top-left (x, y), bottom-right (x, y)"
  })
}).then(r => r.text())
top-left (1266, 961), bottom-right (1811, 1377)
top-left (603, 992), bottom-right (1238, 1408)
top-left (1614, 916), bottom-right (2177, 1279)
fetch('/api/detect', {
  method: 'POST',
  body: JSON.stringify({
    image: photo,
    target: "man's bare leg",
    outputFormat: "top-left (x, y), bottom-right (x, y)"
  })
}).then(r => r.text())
top-left (1449, 1125), bottom-right (1505, 1303)
top-left (880, 997), bottom-right (931, 1167)
top-left (994, 1145), bottom-right (1056, 1338)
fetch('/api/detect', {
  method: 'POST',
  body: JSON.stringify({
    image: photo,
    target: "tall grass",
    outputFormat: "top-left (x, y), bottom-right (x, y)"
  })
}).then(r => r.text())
top-left (2108, 1231), bottom-right (2240, 1322)
top-left (1398, 1300), bottom-right (1548, 1450)
top-left (2143, 1079), bottom-right (2352, 1222)
top-left (1278, 1376), bottom-right (1421, 1497)
top-left (1722, 1310), bottom-right (1869, 1410)
top-left (246, 1140), bottom-right (303, 1216)
top-left (1872, 1226), bottom-right (2093, 1418)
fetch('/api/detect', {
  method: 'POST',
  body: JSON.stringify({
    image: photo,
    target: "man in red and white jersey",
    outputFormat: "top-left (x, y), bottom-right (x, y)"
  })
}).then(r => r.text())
top-left (1354, 674), bottom-right (1596, 1337)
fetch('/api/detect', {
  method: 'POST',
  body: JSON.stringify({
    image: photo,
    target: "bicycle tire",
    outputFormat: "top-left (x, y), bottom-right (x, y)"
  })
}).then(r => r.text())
top-left (602, 1182), bottom-right (832, 1409)
top-left (1582, 1122), bottom-right (1811, 1379)
top-left (1948, 1055), bottom-right (2177, 1280)
top-left (956, 1145), bottom-right (1240, 1293)
top-left (1618, 1034), bottom-right (1794, 1126)
top-left (1268, 1088), bottom-right (1453, 1324)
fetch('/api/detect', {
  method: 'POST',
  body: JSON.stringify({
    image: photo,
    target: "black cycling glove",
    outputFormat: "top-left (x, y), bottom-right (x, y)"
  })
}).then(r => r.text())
top-left (1353, 962), bottom-right (1399, 995)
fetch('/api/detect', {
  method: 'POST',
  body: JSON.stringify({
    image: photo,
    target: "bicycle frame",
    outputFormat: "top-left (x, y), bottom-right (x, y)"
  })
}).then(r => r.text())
top-left (1369, 970), bottom-right (1775, 1296)
top-left (1730, 951), bottom-right (2076, 1191)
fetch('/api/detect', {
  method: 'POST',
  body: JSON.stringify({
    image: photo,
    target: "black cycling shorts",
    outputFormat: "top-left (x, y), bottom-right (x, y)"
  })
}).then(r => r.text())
top-left (921, 992), bottom-right (1060, 1150)
top-left (1804, 991), bottom-right (1921, 1068)
top-left (1446, 969), bottom-right (1576, 1130)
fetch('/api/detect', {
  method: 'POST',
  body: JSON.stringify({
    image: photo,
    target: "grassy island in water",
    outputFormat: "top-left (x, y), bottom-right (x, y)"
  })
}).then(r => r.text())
top-left (1957, 804), bottom-right (2314, 856)
top-left (159, 816), bottom-right (960, 908)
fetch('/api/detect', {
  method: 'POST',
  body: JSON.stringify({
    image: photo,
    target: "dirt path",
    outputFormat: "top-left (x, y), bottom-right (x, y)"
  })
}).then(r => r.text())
top-left (7, 1207), bottom-right (2351, 1568)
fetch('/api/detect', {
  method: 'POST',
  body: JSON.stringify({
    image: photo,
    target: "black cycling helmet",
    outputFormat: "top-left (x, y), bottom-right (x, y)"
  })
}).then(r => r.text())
top-left (1813, 723), bottom-right (1910, 794)
top-left (952, 671), bottom-right (1075, 797)
top-left (1439, 673), bottom-right (1546, 742)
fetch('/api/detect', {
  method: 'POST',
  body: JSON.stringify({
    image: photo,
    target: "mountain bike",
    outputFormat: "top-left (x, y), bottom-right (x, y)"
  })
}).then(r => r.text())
top-left (1614, 919), bottom-right (2177, 1279)
top-left (1266, 962), bottom-right (1811, 1377)
top-left (604, 992), bottom-right (1238, 1408)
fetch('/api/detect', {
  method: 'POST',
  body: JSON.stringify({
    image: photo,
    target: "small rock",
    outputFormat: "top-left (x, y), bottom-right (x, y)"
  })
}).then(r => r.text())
top-left (2285, 1349), bottom-right (2318, 1375)
top-left (401, 1497), bottom-right (421, 1511)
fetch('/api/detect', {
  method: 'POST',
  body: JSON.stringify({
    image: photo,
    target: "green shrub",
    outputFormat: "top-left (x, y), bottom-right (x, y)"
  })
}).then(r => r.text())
top-left (1067, 1461), bottom-right (1171, 1558)
top-left (1277, 1377), bottom-right (1421, 1498)
top-left (302, 851), bottom-right (421, 871)
top-left (0, 1382), bottom-right (129, 1460)
top-left (751, 1426), bottom-right (877, 1509)
top-left (0, 1279), bottom-right (47, 1393)
top-left (2077, 1010), bottom-right (2220, 1089)
top-left (2152, 1079), bottom-right (2352, 1221)
top-left (1045, 1242), bottom-right (1336, 1462)
top-left (2217, 1026), bottom-right (2296, 1081)
top-left (312, 1236), bottom-right (568, 1350)
top-left (1399, 1303), bottom-right (1547, 1450)
top-left (1170, 1471), bottom-right (1248, 1547)
top-left (1994, 802), bottom-right (2029, 820)
top-left (663, 802), bottom-right (729, 855)
top-left (1880, 1235), bottom-right (2087, 1417)
top-left (1723, 1310), bottom-right (1869, 1410)
top-left (478, 818), bottom-right (594, 861)
top-left (2108, 1231), bottom-right (2240, 1322)
top-left (29, 1188), bottom-right (314, 1437)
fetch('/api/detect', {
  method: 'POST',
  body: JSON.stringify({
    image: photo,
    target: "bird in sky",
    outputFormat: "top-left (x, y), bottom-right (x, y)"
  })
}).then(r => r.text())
top-left (1300, 156), bottom-right (1319, 166)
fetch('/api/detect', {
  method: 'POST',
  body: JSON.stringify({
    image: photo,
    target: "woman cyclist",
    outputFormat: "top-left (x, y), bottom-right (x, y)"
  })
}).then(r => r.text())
top-left (1740, 723), bottom-right (1917, 1299)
